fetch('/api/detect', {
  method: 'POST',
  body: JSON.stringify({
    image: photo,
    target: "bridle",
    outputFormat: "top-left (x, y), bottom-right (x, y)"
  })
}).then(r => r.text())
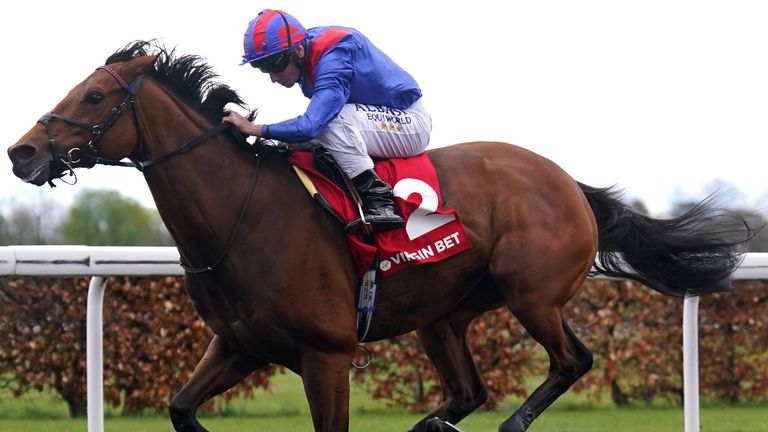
top-left (38, 65), bottom-right (234, 185)
top-left (38, 64), bottom-right (261, 274)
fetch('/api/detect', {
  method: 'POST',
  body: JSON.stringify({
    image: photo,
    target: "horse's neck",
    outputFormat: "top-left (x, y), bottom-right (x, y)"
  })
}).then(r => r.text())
top-left (135, 92), bottom-right (278, 260)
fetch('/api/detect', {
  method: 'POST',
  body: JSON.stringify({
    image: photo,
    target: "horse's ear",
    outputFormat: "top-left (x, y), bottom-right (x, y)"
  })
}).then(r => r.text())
top-left (126, 55), bottom-right (159, 75)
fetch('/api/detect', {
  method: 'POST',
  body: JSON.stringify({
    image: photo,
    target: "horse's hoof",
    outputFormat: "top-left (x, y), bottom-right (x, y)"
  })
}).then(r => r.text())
top-left (425, 417), bottom-right (464, 432)
top-left (499, 402), bottom-right (535, 432)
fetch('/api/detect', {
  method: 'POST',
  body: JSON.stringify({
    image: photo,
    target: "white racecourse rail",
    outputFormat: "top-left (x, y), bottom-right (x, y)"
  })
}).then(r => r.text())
top-left (1, 246), bottom-right (767, 432)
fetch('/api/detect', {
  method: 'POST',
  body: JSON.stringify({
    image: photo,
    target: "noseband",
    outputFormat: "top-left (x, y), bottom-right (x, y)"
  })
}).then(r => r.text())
top-left (38, 65), bottom-right (235, 186)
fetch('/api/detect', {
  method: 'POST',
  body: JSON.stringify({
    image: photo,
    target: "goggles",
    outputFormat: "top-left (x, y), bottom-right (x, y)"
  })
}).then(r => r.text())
top-left (250, 51), bottom-right (291, 73)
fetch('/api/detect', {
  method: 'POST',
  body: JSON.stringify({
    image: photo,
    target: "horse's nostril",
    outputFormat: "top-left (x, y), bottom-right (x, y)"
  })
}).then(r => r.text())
top-left (9, 144), bottom-right (37, 165)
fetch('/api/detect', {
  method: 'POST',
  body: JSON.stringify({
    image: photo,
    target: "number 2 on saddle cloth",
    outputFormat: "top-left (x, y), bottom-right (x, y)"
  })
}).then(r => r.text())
top-left (287, 148), bottom-right (472, 341)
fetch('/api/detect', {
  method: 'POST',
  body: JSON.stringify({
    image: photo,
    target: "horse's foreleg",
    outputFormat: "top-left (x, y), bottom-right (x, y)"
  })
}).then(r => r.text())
top-left (499, 307), bottom-right (593, 432)
top-left (299, 347), bottom-right (353, 432)
top-left (169, 335), bottom-right (266, 432)
top-left (408, 317), bottom-right (487, 432)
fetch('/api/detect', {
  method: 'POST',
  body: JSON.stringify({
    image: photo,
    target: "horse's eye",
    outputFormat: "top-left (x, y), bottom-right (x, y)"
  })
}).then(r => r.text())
top-left (86, 92), bottom-right (104, 105)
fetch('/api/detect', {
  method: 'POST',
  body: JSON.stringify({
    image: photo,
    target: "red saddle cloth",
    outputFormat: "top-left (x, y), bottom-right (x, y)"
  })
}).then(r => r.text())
top-left (287, 152), bottom-right (472, 278)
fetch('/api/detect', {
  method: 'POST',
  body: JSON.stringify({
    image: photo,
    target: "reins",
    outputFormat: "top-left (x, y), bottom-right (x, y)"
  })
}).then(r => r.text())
top-left (41, 63), bottom-right (261, 274)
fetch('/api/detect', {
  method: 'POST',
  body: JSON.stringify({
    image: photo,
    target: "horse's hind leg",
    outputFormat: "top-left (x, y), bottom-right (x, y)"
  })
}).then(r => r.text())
top-left (499, 306), bottom-right (593, 432)
top-left (169, 335), bottom-right (265, 432)
top-left (408, 316), bottom-right (488, 432)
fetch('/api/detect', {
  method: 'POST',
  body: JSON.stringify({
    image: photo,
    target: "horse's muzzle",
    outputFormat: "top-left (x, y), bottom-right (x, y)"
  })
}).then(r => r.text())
top-left (8, 142), bottom-right (53, 186)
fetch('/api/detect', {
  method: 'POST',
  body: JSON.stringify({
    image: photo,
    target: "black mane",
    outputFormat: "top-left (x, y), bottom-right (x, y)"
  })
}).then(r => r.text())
top-left (105, 40), bottom-right (246, 124)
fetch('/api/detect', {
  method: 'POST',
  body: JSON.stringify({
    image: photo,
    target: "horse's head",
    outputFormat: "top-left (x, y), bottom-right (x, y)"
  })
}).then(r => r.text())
top-left (8, 55), bottom-right (157, 186)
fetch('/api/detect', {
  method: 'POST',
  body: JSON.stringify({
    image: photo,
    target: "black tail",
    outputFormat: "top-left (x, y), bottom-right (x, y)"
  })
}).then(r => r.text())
top-left (578, 183), bottom-right (758, 296)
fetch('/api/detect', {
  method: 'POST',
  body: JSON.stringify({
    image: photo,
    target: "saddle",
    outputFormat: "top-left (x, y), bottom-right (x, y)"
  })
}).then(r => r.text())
top-left (310, 148), bottom-right (373, 230)
top-left (284, 146), bottom-right (472, 341)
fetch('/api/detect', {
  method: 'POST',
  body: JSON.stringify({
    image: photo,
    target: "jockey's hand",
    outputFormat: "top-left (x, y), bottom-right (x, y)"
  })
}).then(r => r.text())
top-left (222, 111), bottom-right (258, 136)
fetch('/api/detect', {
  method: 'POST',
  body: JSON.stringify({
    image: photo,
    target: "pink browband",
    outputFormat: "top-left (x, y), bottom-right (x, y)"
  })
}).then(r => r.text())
top-left (97, 65), bottom-right (130, 91)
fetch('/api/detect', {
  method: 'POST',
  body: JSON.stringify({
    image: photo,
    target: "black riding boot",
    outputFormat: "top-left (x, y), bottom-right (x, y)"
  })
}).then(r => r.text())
top-left (348, 169), bottom-right (404, 232)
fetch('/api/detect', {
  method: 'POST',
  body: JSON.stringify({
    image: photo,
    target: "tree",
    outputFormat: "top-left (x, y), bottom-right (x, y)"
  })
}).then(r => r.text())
top-left (0, 195), bottom-right (63, 245)
top-left (0, 214), bottom-right (9, 244)
top-left (59, 189), bottom-right (173, 246)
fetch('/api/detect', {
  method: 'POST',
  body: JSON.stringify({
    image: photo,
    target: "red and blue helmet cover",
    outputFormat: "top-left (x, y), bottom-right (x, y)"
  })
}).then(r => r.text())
top-left (241, 9), bottom-right (307, 65)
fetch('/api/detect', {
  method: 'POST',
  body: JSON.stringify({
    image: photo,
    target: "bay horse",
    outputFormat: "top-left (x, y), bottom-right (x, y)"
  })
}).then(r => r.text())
top-left (7, 41), bottom-right (752, 432)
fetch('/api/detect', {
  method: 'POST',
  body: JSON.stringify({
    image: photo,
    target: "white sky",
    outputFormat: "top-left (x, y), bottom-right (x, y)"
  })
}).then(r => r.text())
top-left (2, 0), bottom-right (767, 216)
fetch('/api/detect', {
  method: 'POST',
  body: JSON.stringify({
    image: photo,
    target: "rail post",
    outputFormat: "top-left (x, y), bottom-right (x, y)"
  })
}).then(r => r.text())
top-left (87, 276), bottom-right (107, 432)
top-left (682, 295), bottom-right (700, 432)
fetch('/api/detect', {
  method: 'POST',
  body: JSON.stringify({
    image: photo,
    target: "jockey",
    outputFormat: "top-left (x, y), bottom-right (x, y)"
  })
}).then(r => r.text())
top-left (223, 9), bottom-right (432, 232)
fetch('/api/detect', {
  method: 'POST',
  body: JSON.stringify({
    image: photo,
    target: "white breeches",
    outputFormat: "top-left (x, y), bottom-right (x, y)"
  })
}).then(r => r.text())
top-left (307, 99), bottom-right (432, 178)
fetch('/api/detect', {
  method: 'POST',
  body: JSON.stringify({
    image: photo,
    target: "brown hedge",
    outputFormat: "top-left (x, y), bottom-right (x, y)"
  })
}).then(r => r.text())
top-left (352, 279), bottom-right (768, 410)
top-left (1, 277), bottom-right (766, 416)
top-left (0, 276), bottom-right (278, 417)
